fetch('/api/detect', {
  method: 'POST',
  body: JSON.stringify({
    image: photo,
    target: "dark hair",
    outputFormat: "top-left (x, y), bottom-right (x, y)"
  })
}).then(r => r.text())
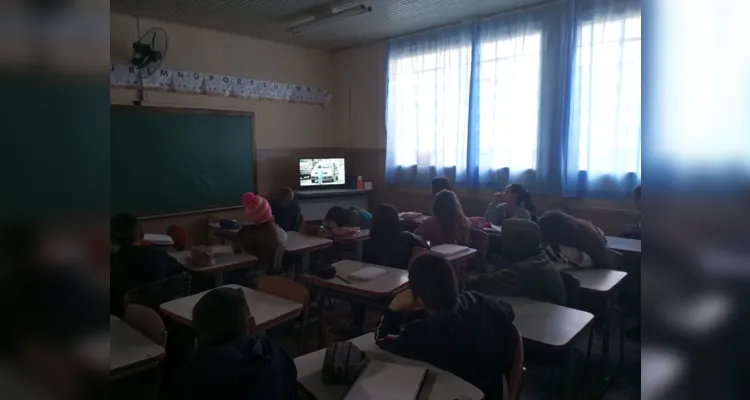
top-left (370, 204), bottom-right (401, 241)
top-left (408, 253), bottom-right (458, 312)
top-left (324, 206), bottom-right (348, 226)
top-left (432, 190), bottom-right (469, 245)
top-left (507, 184), bottom-right (537, 222)
top-left (538, 210), bottom-right (609, 268)
top-left (110, 213), bottom-right (139, 246)
top-left (431, 177), bottom-right (452, 197)
top-left (193, 287), bottom-right (250, 348)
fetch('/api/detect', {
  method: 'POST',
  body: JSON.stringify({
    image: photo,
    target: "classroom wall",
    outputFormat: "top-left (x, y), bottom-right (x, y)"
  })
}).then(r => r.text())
top-left (110, 13), bottom-right (349, 240)
top-left (330, 42), bottom-right (639, 234)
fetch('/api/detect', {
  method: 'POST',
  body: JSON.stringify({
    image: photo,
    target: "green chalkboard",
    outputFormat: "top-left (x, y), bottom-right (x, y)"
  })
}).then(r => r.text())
top-left (111, 106), bottom-right (256, 216)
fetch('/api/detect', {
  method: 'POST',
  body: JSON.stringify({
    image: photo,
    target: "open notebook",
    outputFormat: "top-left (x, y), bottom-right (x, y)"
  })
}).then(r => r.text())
top-left (343, 360), bottom-right (428, 400)
top-left (348, 266), bottom-right (387, 281)
top-left (430, 244), bottom-right (470, 257)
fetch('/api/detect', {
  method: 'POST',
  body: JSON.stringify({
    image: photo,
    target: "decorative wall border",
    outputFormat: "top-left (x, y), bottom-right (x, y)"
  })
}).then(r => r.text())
top-left (110, 63), bottom-right (333, 107)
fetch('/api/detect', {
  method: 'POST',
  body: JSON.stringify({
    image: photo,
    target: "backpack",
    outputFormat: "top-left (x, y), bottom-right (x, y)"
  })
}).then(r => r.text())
top-left (321, 341), bottom-right (368, 384)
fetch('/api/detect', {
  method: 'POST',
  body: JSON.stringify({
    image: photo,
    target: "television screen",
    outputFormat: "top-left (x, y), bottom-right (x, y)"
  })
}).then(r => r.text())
top-left (300, 158), bottom-right (346, 187)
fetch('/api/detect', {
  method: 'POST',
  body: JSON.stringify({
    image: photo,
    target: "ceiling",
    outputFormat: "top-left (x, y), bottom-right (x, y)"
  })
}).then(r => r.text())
top-left (111, 0), bottom-right (545, 51)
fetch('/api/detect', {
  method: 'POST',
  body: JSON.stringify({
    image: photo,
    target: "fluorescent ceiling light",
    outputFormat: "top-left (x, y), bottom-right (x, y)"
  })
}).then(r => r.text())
top-left (287, 4), bottom-right (372, 35)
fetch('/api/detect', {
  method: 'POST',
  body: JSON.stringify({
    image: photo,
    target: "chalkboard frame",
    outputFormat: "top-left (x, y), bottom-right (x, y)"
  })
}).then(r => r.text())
top-left (111, 105), bottom-right (258, 219)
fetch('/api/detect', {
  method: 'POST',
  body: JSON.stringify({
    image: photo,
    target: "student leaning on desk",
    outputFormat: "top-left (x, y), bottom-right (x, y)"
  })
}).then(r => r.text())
top-left (375, 253), bottom-right (516, 399)
top-left (168, 287), bottom-right (299, 400)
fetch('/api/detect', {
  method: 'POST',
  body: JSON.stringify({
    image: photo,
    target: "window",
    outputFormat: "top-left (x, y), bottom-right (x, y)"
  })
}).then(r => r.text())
top-left (387, 45), bottom-right (472, 173)
top-left (477, 32), bottom-right (542, 172)
top-left (572, 14), bottom-right (641, 179)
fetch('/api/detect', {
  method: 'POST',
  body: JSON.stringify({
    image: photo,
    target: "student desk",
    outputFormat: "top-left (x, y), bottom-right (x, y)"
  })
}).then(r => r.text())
top-left (159, 284), bottom-right (304, 331)
top-left (329, 229), bottom-right (370, 261)
top-left (482, 224), bottom-right (502, 235)
top-left (303, 260), bottom-right (409, 348)
top-left (295, 332), bottom-right (484, 400)
top-left (430, 245), bottom-right (477, 284)
top-left (498, 296), bottom-right (594, 400)
top-left (563, 268), bottom-right (628, 394)
top-left (604, 236), bottom-right (641, 253)
top-left (110, 315), bottom-right (165, 380)
top-left (285, 231), bottom-right (334, 275)
top-left (169, 246), bottom-right (258, 287)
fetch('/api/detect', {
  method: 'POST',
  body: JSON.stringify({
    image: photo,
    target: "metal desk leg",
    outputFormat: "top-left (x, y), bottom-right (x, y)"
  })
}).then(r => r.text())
top-left (356, 241), bottom-right (364, 261)
top-left (214, 273), bottom-right (224, 287)
top-left (302, 253), bottom-right (311, 274)
top-left (317, 292), bottom-right (327, 349)
top-left (564, 347), bottom-right (576, 400)
top-left (601, 297), bottom-right (611, 366)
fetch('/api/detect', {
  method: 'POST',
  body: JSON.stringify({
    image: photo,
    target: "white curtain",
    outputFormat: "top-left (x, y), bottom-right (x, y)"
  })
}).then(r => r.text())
top-left (566, 0), bottom-right (641, 194)
top-left (386, 26), bottom-right (473, 183)
top-left (475, 14), bottom-right (544, 182)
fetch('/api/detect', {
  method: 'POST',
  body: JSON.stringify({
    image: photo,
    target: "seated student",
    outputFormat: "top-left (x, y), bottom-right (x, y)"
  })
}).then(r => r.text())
top-left (323, 206), bottom-right (372, 230)
top-left (465, 219), bottom-right (567, 306)
top-left (269, 187), bottom-right (302, 232)
top-left (363, 204), bottom-right (429, 269)
top-left (110, 213), bottom-right (185, 316)
top-left (375, 253), bottom-right (516, 397)
top-left (415, 190), bottom-right (482, 246)
top-left (234, 192), bottom-right (287, 272)
top-left (622, 185), bottom-right (642, 239)
top-left (538, 210), bottom-right (610, 269)
top-left (431, 176), bottom-right (452, 197)
top-left (484, 183), bottom-right (538, 225)
top-left (169, 287), bottom-right (299, 400)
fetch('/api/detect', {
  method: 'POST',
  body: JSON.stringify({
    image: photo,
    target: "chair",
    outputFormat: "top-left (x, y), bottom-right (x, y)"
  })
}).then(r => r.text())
top-left (506, 324), bottom-right (525, 400)
top-left (167, 225), bottom-right (189, 251)
top-left (469, 228), bottom-right (489, 273)
top-left (124, 304), bottom-right (168, 346)
top-left (256, 276), bottom-right (310, 352)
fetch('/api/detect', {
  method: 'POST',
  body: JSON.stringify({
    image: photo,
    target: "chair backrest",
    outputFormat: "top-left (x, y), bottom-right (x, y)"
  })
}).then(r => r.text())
top-left (506, 323), bottom-right (525, 400)
top-left (469, 228), bottom-right (489, 272)
top-left (124, 304), bottom-right (168, 346)
top-left (560, 271), bottom-right (581, 309)
top-left (257, 276), bottom-right (309, 306)
top-left (167, 225), bottom-right (189, 251)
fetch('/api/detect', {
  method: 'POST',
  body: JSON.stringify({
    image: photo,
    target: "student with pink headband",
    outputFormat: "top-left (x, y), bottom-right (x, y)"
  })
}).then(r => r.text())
top-left (233, 193), bottom-right (288, 272)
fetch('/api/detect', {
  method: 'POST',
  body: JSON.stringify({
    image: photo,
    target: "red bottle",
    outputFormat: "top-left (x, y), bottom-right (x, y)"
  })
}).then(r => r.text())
top-left (356, 176), bottom-right (364, 190)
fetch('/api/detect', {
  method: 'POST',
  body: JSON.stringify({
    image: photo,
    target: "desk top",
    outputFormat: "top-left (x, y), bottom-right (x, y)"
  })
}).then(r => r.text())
top-left (330, 229), bottom-right (370, 243)
top-left (160, 285), bottom-right (303, 329)
top-left (498, 296), bottom-right (593, 348)
top-left (295, 333), bottom-right (483, 400)
top-left (563, 268), bottom-right (628, 293)
top-left (605, 236), bottom-right (641, 253)
top-left (431, 246), bottom-right (478, 262)
top-left (482, 224), bottom-right (502, 234)
top-left (169, 246), bottom-right (258, 274)
top-left (110, 315), bottom-right (165, 373)
top-left (285, 231), bottom-right (334, 253)
top-left (143, 233), bottom-right (174, 246)
top-left (305, 260), bottom-right (409, 296)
